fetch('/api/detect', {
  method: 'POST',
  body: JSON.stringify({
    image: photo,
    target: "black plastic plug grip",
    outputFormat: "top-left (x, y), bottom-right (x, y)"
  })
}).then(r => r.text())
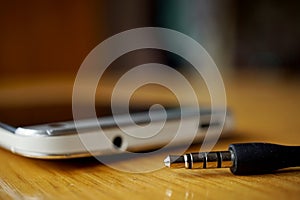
top-left (229, 143), bottom-right (300, 175)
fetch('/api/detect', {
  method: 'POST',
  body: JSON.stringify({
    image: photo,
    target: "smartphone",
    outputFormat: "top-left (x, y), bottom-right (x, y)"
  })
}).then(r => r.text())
top-left (0, 104), bottom-right (233, 159)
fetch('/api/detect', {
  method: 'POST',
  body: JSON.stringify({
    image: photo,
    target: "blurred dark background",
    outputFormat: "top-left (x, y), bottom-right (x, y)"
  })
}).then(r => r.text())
top-left (0, 0), bottom-right (299, 78)
top-left (235, 0), bottom-right (300, 75)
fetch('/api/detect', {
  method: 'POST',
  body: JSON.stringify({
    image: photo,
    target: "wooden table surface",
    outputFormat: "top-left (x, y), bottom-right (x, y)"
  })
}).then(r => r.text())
top-left (0, 73), bottom-right (299, 200)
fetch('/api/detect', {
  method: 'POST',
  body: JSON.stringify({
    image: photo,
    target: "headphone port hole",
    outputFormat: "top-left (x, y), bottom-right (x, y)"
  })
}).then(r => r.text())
top-left (112, 136), bottom-right (123, 149)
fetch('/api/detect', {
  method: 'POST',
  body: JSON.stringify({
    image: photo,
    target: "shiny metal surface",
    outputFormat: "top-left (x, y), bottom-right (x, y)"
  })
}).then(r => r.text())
top-left (205, 152), bottom-right (219, 168)
top-left (164, 155), bottom-right (185, 168)
top-left (220, 151), bottom-right (234, 168)
top-left (165, 151), bottom-right (234, 169)
top-left (190, 153), bottom-right (206, 169)
top-left (13, 107), bottom-right (230, 137)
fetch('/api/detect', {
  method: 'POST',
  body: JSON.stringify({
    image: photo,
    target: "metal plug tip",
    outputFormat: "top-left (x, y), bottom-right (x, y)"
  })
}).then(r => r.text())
top-left (164, 155), bottom-right (185, 168)
top-left (164, 156), bottom-right (171, 167)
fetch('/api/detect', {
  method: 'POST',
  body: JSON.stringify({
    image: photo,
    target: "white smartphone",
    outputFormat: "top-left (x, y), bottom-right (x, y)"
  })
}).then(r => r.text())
top-left (0, 105), bottom-right (233, 159)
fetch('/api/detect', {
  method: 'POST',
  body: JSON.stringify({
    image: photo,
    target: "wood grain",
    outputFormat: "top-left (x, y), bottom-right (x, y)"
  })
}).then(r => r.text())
top-left (0, 73), bottom-right (299, 200)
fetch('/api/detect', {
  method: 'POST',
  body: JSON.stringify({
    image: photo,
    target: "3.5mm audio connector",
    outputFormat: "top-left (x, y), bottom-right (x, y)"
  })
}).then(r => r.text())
top-left (164, 143), bottom-right (300, 175)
